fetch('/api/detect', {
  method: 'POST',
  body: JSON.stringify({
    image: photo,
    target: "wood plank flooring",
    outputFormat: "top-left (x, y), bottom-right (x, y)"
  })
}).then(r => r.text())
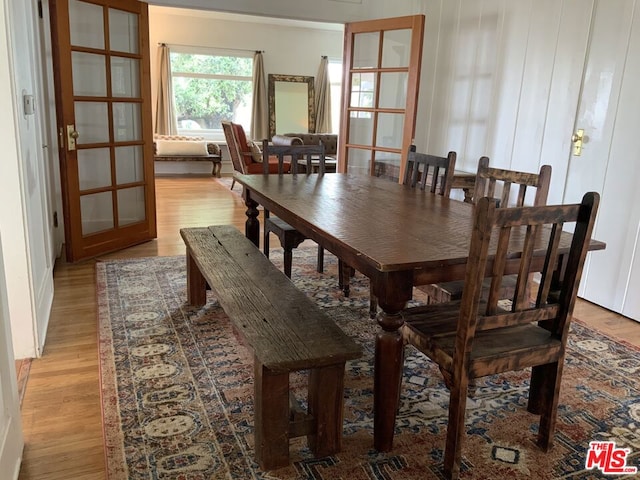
top-left (17, 176), bottom-right (640, 479)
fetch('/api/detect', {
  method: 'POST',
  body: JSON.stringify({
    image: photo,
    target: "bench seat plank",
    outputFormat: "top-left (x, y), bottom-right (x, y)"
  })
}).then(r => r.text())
top-left (180, 225), bottom-right (362, 373)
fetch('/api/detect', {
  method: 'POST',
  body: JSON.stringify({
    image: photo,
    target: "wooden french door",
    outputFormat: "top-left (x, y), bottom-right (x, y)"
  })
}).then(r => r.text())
top-left (50, 0), bottom-right (156, 262)
top-left (338, 15), bottom-right (424, 182)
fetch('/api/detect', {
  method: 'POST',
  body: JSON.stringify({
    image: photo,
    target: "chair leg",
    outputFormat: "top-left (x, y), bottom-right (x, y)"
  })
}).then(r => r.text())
top-left (230, 178), bottom-right (236, 190)
top-left (443, 371), bottom-right (470, 479)
top-left (263, 228), bottom-right (270, 258)
top-left (283, 247), bottom-right (293, 278)
top-left (535, 361), bottom-right (563, 451)
top-left (316, 246), bottom-right (324, 273)
top-left (339, 261), bottom-right (351, 297)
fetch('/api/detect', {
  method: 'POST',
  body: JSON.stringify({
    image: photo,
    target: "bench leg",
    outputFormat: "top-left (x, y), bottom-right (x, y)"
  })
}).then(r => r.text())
top-left (186, 250), bottom-right (207, 306)
top-left (308, 362), bottom-right (346, 457)
top-left (254, 359), bottom-right (290, 470)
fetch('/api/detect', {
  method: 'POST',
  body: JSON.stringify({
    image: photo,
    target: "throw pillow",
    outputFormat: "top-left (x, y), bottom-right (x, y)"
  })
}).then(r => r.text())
top-left (247, 140), bottom-right (263, 163)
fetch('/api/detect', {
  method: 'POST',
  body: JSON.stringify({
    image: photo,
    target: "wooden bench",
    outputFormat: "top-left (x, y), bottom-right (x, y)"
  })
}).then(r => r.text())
top-left (180, 225), bottom-right (362, 470)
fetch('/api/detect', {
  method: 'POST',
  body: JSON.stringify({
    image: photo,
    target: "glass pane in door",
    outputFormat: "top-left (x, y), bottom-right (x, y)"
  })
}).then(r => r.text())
top-left (75, 101), bottom-right (109, 144)
top-left (81, 191), bottom-right (113, 235)
top-left (117, 187), bottom-right (146, 226)
top-left (69, 0), bottom-right (104, 49)
top-left (376, 113), bottom-right (405, 149)
top-left (113, 102), bottom-right (141, 142)
top-left (348, 114), bottom-right (374, 145)
top-left (350, 72), bottom-right (376, 108)
top-left (115, 146), bottom-right (143, 184)
top-left (78, 148), bottom-right (111, 190)
top-left (374, 151), bottom-right (401, 180)
top-left (381, 29), bottom-right (411, 67)
top-left (109, 9), bottom-right (138, 54)
top-left (72, 52), bottom-right (107, 96)
top-left (353, 32), bottom-right (380, 69)
top-left (111, 57), bottom-right (140, 97)
top-left (378, 72), bottom-right (408, 109)
top-left (346, 148), bottom-right (372, 175)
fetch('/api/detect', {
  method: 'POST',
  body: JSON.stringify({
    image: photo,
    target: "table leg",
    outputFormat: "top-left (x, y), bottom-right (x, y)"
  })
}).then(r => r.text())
top-left (243, 192), bottom-right (260, 247)
top-left (372, 272), bottom-right (413, 452)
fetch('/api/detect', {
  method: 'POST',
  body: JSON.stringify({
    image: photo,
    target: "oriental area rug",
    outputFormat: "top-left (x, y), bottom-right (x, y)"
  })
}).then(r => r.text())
top-left (97, 249), bottom-right (640, 479)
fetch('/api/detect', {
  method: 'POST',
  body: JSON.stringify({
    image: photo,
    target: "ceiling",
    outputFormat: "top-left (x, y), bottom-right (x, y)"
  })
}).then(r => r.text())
top-left (149, 6), bottom-right (344, 32)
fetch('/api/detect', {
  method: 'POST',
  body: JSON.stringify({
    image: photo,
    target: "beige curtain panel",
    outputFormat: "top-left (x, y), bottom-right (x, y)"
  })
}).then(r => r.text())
top-left (155, 44), bottom-right (178, 135)
top-left (251, 51), bottom-right (269, 141)
top-left (314, 56), bottom-right (332, 133)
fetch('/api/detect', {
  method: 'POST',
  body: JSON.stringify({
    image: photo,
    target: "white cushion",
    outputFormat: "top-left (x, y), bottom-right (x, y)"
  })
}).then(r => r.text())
top-left (248, 141), bottom-right (263, 163)
top-left (155, 139), bottom-right (209, 156)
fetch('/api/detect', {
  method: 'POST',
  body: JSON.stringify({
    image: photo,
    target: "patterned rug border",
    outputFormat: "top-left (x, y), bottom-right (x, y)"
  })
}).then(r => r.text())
top-left (96, 254), bottom-right (640, 479)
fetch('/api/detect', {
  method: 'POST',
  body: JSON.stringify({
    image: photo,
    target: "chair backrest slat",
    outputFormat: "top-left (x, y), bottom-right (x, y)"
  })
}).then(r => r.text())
top-left (222, 121), bottom-right (248, 175)
top-left (457, 194), bottom-right (599, 352)
top-left (261, 140), bottom-right (326, 175)
top-left (473, 156), bottom-right (552, 207)
top-left (403, 150), bottom-right (457, 196)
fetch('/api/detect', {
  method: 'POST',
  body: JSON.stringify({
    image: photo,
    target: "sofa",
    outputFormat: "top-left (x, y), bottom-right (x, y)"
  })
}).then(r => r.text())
top-left (272, 133), bottom-right (338, 157)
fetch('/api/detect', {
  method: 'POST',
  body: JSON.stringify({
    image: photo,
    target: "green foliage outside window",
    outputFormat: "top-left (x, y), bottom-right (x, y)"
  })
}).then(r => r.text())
top-left (170, 52), bottom-right (253, 130)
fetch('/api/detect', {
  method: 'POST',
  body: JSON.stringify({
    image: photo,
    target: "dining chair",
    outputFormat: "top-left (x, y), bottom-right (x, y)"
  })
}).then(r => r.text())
top-left (343, 149), bottom-right (457, 318)
top-left (221, 121), bottom-right (291, 191)
top-left (261, 139), bottom-right (328, 278)
top-left (401, 192), bottom-right (599, 479)
top-left (420, 156), bottom-right (552, 304)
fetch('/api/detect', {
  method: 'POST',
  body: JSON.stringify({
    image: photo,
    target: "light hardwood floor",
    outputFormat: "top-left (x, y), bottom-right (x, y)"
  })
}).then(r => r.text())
top-left (17, 176), bottom-right (640, 479)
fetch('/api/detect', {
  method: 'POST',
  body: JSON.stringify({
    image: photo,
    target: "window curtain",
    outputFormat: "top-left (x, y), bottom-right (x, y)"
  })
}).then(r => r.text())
top-left (154, 44), bottom-right (178, 135)
top-left (314, 56), bottom-right (332, 133)
top-left (250, 51), bottom-right (269, 141)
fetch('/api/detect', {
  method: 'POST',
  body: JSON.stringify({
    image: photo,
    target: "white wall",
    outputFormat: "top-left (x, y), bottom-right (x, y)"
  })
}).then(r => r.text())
top-left (0, 0), bottom-right (56, 359)
top-left (413, 0), bottom-right (591, 205)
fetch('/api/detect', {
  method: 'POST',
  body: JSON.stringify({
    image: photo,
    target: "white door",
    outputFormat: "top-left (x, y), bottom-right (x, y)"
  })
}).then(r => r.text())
top-left (0, 234), bottom-right (24, 478)
top-left (562, 0), bottom-right (640, 320)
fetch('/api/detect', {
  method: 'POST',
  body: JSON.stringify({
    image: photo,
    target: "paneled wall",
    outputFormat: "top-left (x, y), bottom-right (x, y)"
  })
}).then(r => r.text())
top-left (414, 0), bottom-right (592, 204)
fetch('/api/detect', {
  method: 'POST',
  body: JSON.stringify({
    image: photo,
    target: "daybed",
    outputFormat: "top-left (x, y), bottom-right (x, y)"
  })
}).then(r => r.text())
top-left (153, 134), bottom-right (222, 177)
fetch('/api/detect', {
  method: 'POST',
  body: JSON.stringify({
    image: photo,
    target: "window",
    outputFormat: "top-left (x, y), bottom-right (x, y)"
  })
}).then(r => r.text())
top-left (170, 49), bottom-right (253, 140)
top-left (349, 71), bottom-right (374, 119)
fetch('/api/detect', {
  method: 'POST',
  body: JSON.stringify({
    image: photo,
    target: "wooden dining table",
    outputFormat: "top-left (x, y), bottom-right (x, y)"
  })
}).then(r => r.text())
top-left (235, 172), bottom-right (605, 452)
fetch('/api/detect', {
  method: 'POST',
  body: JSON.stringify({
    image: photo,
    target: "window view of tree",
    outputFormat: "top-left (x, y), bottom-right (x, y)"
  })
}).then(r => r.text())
top-left (170, 52), bottom-right (253, 135)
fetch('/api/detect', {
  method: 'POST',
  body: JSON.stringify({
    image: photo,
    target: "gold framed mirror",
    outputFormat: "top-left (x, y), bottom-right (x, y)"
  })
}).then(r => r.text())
top-left (268, 74), bottom-right (315, 139)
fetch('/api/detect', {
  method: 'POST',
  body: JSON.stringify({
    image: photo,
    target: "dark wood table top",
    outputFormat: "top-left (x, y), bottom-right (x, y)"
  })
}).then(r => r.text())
top-left (236, 173), bottom-right (604, 282)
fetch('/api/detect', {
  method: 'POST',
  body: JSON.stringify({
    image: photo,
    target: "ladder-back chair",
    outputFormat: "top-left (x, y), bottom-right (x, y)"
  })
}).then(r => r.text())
top-left (261, 140), bottom-right (328, 278)
top-left (420, 156), bottom-right (552, 304)
top-left (401, 192), bottom-right (599, 479)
